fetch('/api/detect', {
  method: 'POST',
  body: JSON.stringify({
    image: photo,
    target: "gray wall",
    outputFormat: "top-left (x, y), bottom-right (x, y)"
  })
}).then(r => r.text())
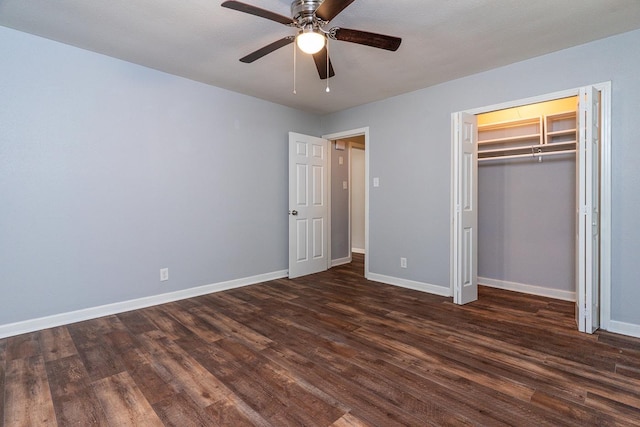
top-left (478, 156), bottom-right (576, 292)
top-left (322, 29), bottom-right (640, 327)
top-left (0, 27), bottom-right (321, 325)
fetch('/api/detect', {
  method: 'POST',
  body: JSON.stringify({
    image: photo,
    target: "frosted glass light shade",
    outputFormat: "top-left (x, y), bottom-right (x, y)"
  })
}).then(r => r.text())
top-left (297, 31), bottom-right (325, 54)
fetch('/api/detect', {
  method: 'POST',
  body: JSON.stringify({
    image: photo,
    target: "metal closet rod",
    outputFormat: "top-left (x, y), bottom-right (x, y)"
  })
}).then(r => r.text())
top-left (478, 148), bottom-right (576, 162)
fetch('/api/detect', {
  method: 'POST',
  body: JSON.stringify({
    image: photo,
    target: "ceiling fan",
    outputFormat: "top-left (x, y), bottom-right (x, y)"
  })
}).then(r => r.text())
top-left (221, 0), bottom-right (402, 80)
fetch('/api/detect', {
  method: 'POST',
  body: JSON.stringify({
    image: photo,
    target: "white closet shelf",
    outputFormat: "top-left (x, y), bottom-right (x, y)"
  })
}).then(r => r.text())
top-left (478, 142), bottom-right (576, 161)
top-left (547, 129), bottom-right (577, 137)
top-left (478, 133), bottom-right (542, 145)
top-left (479, 149), bottom-right (576, 162)
top-left (478, 116), bottom-right (541, 131)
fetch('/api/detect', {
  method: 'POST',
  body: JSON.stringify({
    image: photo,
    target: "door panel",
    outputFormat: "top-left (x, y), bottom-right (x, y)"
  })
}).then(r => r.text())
top-left (289, 132), bottom-right (329, 278)
top-left (312, 218), bottom-right (324, 258)
top-left (577, 86), bottom-right (600, 333)
top-left (296, 220), bottom-right (308, 261)
top-left (453, 113), bottom-right (478, 304)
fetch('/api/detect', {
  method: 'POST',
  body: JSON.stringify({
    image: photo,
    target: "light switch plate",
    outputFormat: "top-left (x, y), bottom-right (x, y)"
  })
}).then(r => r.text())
top-left (373, 177), bottom-right (380, 187)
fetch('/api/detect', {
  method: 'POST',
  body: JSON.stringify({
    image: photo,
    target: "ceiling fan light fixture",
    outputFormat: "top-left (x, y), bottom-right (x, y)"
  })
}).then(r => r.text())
top-left (297, 28), bottom-right (325, 54)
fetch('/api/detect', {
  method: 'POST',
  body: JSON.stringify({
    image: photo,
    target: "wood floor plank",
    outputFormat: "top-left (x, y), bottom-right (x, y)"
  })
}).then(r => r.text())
top-left (91, 371), bottom-right (163, 426)
top-left (258, 317), bottom-right (511, 426)
top-left (152, 391), bottom-right (220, 427)
top-left (347, 330), bottom-right (573, 426)
top-left (200, 292), bottom-right (264, 318)
top-left (193, 306), bottom-right (273, 350)
top-left (39, 326), bottom-right (77, 362)
top-left (116, 310), bottom-right (159, 335)
top-left (4, 356), bottom-right (57, 426)
top-left (139, 306), bottom-right (199, 341)
top-left (260, 345), bottom-right (438, 427)
top-left (67, 317), bottom-right (122, 350)
top-left (615, 364), bottom-right (640, 380)
top-left (45, 354), bottom-right (90, 398)
top-left (167, 302), bottom-right (224, 343)
top-left (124, 359), bottom-right (176, 405)
top-left (136, 332), bottom-right (232, 408)
top-left (75, 340), bottom-right (127, 382)
top-left (530, 390), bottom-right (614, 426)
top-left (204, 394), bottom-right (274, 427)
top-left (585, 390), bottom-right (640, 425)
top-left (195, 337), bottom-right (347, 426)
top-left (6, 332), bottom-right (41, 361)
top-left (44, 353), bottom-right (111, 425)
top-left (51, 389), bottom-right (109, 426)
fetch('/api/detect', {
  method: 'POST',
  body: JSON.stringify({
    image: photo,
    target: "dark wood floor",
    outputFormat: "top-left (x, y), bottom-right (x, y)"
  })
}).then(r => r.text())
top-left (2, 254), bottom-right (640, 426)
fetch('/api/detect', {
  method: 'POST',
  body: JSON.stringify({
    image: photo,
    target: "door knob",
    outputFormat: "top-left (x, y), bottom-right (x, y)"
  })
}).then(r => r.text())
top-left (291, 210), bottom-right (298, 216)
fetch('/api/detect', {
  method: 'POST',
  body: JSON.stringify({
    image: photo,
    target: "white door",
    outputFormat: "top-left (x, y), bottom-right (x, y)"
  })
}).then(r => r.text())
top-left (452, 112), bottom-right (478, 304)
top-left (288, 132), bottom-right (329, 278)
top-left (576, 87), bottom-right (600, 333)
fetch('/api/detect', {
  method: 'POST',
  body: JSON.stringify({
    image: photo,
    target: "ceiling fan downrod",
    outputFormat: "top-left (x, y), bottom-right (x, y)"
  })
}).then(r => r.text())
top-left (291, 0), bottom-right (325, 26)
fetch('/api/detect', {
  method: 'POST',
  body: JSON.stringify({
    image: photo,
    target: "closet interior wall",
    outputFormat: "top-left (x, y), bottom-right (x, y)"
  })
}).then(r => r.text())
top-left (477, 97), bottom-right (578, 299)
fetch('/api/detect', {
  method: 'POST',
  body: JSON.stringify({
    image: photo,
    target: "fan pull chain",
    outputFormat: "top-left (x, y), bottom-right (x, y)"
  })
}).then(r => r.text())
top-left (293, 37), bottom-right (297, 95)
top-left (325, 37), bottom-right (330, 93)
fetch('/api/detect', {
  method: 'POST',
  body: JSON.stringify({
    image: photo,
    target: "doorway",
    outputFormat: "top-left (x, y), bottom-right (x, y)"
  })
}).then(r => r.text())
top-left (323, 127), bottom-right (370, 279)
top-left (450, 83), bottom-right (611, 333)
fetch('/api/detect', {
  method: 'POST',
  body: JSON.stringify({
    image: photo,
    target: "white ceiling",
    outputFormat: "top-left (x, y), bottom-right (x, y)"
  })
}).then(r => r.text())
top-left (2, 0), bottom-right (640, 115)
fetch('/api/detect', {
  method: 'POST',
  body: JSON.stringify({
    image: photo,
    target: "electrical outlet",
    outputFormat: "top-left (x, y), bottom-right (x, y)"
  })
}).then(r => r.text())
top-left (160, 268), bottom-right (169, 282)
top-left (400, 257), bottom-right (407, 268)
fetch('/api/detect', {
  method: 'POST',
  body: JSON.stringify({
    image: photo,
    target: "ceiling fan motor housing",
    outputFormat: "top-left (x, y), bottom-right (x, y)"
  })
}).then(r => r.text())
top-left (291, 0), bottom-right (324, 27)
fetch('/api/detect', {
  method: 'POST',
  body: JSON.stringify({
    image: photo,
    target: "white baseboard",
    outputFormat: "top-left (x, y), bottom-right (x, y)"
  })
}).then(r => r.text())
top-left (607, 320), bottom-right (640, 339)
top-left (351, 248), bottom-right (365, 254)
top-left (368, 273), bottom-right (451, 297)
top-left (331, 256), bottom-right (352, 267)
top-left (0, 270), bottom-right (287, 339)
top-left (479, 277), bottom-right (576, 302)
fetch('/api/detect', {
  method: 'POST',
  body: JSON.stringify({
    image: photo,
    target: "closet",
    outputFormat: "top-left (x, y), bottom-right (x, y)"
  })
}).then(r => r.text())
top-left (476, 96), bottom-right (578, 300)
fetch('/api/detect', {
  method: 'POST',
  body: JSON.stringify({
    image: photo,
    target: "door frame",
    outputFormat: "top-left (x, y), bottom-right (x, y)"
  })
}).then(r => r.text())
top-left (449, 82), bottom-right (612, 330)
top-left (323, 127), bottom-right (370, 278)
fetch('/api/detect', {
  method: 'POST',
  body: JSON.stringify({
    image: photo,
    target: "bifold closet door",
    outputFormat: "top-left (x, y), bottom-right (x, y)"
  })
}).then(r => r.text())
top-left (452, 112), bottom-right (478, 305)
top-left (576, 86), bottom-right (600, 333)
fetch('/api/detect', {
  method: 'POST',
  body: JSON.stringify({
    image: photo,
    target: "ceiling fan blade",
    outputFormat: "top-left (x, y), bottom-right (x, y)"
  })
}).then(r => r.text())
top-left (333, 27), bottom-right (401, 51)
top-left (312, 46), bottom-right (336, 80)
top-left (240, 37), bottom-right (294, 63)
top-left (315, 0), bottom-right (356, 22)
top-left (221, 1), bottom-right (294, 25)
